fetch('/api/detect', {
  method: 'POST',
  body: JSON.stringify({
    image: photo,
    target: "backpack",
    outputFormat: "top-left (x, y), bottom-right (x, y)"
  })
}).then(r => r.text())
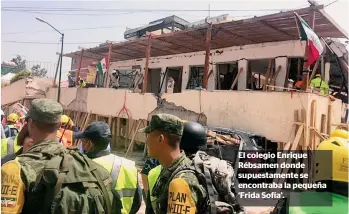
top-left (22, 147), bottom-right (117, 214)
top-left (170, 151), bottom-right (246, 214)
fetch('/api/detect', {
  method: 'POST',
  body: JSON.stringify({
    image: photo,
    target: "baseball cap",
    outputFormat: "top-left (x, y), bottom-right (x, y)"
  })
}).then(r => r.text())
top-left (74, 121), bottom-right (111, 147)
top-left (25, 98), bottom-right (63, 124)
top-left (138, 113), bottom-right (184, 136)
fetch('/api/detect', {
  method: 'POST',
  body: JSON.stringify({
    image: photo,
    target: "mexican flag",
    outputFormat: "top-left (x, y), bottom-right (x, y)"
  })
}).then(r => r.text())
top-left (96, 55), bottom-right (109, 74)
top-left (294, 12), bottom-right (324, 66)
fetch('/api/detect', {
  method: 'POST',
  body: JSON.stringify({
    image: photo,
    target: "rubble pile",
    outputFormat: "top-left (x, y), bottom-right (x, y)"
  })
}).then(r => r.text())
top-left (206, 130), bottom-right (241, 145)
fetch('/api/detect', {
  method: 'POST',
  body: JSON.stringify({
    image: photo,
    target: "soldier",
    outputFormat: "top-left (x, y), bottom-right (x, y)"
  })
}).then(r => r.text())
top-left (1, 98), bottom-right (115, 214)
top-left (146, 121), bottom-right (208, 214)
top-left (1, 124), bottom-right (33, 165)
top-left (139, 114), bottom-right (207, 214)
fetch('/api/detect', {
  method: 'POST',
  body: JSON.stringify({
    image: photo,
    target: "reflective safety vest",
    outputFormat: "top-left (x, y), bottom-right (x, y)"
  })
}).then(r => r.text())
top-left (56, 128), bottom-right (73, 147)
top-left (1, 136), bottom-right (22, 158)
top-left (93, 154), bottom-right (138, 214)
top-left (310, 77), bottom-right (329, 95)
top-left (289, 192), bottom-right (348, 214)
top-left (148, 165), bottom-right (162, 213)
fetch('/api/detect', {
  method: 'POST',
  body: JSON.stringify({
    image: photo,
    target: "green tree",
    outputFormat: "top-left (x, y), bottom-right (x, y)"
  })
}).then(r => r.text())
top-left (31, 64), bottom-right (48, 77)
top-left (10, 55), bottom-right (26, 66)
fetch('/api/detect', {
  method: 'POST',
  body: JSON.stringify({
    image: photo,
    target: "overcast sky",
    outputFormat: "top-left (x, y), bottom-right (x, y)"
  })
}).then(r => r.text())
top-left (1, 0), bottom-right (348, 79)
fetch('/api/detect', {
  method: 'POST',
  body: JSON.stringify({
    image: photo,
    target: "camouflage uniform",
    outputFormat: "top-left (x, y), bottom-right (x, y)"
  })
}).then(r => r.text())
top-left (140, 114), bottom-right (207, 214)
top-left (1, 99), bottom-right (114, 214)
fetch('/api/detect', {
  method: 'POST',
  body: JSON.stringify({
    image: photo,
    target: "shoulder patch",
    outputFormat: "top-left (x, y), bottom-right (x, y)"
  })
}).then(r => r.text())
top-left (167, 178), bottom-right (196, 214)
top-left (1, 160), bottom-right (25, 214)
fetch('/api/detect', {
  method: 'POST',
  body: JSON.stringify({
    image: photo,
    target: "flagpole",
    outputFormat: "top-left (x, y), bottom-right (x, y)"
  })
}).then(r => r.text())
top-left (294, 12), bottom-right (310, 90)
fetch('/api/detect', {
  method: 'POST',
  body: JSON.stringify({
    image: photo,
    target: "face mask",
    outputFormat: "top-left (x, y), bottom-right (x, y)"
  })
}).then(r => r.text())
top-left (78, 142), bottom-right (86, 154)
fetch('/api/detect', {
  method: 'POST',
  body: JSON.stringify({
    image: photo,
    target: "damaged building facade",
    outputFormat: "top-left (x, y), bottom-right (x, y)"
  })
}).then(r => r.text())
top-left (2, 3), bottom-right (348, 150)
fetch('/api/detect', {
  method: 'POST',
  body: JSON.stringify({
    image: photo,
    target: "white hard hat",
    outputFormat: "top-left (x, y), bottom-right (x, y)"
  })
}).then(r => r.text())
top-left (112, 69), bottom-right (117, 74)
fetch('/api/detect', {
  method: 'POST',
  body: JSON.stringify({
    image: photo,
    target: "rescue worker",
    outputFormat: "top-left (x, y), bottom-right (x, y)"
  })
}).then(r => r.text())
top-left (79, 76), bottom-right (87, 88)
top-left (139, 114), bottom-right (207, 214)
top-left (56, 114), bottom-right (76, 147)
top-left (272, 129), bottom-right (349, 214)
top-left (1, 109), bottom-right (6, 139)
top-left (4, 113), bottom-right (20, 137)
top-left (294, 77), bottom-right (303, 90)
top-left (1, 98), bottom-right (114, 214)
top-left (141, 157), bottom-right (160, 198)
top-left (74, 121), bottom-right (142, 214)
top-left (1, 133), bottom-right (22, 158)
top-left (146, 120), bottom-right (207, 214)
top-left (310, 73), bottom-right (329, 95)
top-left (67, 72), bottom-right (75, 87)
top-left (1, 124), bottom-right (33, 165)
top-left (109, 69), bottom-right (120, 89)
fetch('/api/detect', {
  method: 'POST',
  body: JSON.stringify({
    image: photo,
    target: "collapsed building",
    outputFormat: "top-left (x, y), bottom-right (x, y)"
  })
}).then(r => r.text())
top-left (2, 3), bottom-right (348, 157)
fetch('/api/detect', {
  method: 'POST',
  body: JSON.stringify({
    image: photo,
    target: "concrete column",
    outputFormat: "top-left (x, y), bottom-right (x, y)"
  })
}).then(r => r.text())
top-left (238, 59), bottom-right (248, 90)
top-left (181, 65), bottom-right (190, 91)
top-left (207, 63), bottom-right (216, 90)
top-left (275, 57), bottom-right (288, 91)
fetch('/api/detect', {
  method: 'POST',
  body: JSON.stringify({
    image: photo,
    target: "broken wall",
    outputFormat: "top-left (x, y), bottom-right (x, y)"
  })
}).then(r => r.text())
top-left (1, 79), bottom-right (26, 105)
top-left (1, 77), bottom-right (54, 105)
top-left (45, 87), bottom-right (341, 143)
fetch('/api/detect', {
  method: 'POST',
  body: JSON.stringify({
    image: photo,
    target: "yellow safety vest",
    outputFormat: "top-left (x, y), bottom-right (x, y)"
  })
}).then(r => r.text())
top-left (1, 136), bottom-right (21, 158)
top-left (310, 77), bottom-right (329, 95)
top-left (148, 165), bottom-right (162, 213)
top-left (93, 154), bottom-right (138, 214)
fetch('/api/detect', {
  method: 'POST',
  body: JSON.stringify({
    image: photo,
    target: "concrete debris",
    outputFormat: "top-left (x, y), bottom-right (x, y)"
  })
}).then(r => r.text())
top-left (149, 98), bottom-right (207, 125)
top-left (207, 129), bottom-right (241, 145)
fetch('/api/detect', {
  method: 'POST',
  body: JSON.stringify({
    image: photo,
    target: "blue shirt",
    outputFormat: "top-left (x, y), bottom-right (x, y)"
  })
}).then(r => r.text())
top-left (141, 158), bottom-right (160, 175)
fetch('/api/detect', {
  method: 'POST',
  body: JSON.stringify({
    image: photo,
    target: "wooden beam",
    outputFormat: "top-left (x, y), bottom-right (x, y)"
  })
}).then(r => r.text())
top-left (274, 125), bottom-right (304, 184)
top-left (111, 50), bottom-right (136, 58)
top-left (271, 65), bottom-right (282, 86)
top-left (320, 114), bottom-right (326, 134)
top-left (263, 59), bottom-right (273, 91)
top-left (230, 67), bottom-right (243, 90)
top-left (218, 27), bottom-right (256, 43)
top-left (135, 41), bottom-right (171, 56)
top-left (311, 128), bottom-right (326, 141)
top-left (309, 100), bottom-right (316, 149)
top-left (156, 38), bottom-right (198, 52)
top-left (259, 20), bottom-right (297, 39)
top-left (142, 35), bottom-right (152, 93)
top-left (203, 24), bottom-right (212, 89)
top-left (309, 58), bottom-right (320, 82)
top-left (327, 104), bottom-right (332, 135)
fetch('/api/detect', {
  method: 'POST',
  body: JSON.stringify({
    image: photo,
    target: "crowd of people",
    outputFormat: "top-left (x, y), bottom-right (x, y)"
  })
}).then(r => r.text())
top-left (1, 98), bottom-right (348, 214)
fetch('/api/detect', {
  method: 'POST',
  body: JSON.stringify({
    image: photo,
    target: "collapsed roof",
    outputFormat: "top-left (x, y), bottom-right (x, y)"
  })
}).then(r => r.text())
top-left (64, 5), bottom-right (348, 62)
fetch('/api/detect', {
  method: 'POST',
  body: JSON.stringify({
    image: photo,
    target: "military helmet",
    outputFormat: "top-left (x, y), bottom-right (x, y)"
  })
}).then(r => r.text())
top-left (315, 137), bottom-right (348, 183)
top-left (330, 129), bottom-right (349, 140)
top-left (180, 121), bottom-right (207, 154)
